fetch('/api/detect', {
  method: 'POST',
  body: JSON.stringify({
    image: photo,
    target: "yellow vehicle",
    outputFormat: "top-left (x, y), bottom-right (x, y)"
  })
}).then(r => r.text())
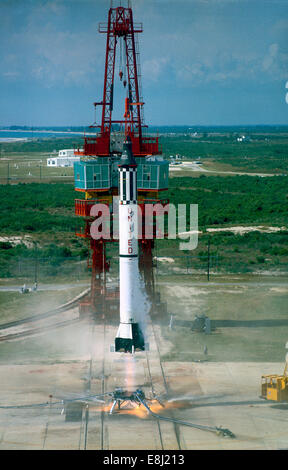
top-left (261, 350), bottom-right (288, 402)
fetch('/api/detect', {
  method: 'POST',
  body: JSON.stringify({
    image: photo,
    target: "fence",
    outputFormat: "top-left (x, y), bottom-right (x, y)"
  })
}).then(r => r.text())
top-left (154, 256), bottom-right (288, 276)
top-left (0, 162), bottom-right (74, 185)
top-left (2, 256), bottom-right (88, 281)
top-left (107, 253), bottom-right (288, 279)
top-left (2, 253), bottom-right (287, 283)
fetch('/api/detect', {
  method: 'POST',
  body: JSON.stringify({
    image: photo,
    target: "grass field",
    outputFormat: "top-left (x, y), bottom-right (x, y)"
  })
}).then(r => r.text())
top-left (0, 152), bottom-right (74, 183)
top-left (158, 275), bottom-right (288, 363)
top-left (0, 285), bottom-right (86, 324)
top-left (1, 127), bottom-right (288, 183)
top-left (160, 129), bottom-right (288, 174)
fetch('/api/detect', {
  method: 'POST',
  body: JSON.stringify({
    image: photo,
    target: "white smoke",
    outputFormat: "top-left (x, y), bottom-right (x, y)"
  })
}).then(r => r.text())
top-left (133, 269), bottom-right (151, 342)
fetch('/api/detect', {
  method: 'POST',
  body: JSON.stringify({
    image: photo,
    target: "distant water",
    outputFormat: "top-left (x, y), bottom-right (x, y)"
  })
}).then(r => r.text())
top-left (0, 130), bottom-right (82, 142)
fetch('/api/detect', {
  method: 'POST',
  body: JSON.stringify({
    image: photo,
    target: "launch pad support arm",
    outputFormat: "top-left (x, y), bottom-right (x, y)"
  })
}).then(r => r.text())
top-left (134, 393), bottom-right (235, 439)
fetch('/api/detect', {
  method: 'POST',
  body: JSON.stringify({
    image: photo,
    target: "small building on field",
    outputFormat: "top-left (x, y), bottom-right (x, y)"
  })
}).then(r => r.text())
top-left (47, 149), bottom-right (81, 167)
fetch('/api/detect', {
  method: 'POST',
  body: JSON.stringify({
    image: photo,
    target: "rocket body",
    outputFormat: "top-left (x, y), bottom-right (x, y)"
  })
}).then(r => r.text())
top-left (115, 137), bottom-right (145, 353)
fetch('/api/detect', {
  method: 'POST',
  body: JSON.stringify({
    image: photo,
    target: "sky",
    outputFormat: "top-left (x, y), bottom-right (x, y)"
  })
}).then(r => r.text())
top-left (0, 0), bottom-right (288, 126)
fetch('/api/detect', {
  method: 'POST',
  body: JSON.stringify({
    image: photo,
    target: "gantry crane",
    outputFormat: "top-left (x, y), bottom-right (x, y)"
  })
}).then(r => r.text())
top-left (74, 2), bottom-right (169, 316)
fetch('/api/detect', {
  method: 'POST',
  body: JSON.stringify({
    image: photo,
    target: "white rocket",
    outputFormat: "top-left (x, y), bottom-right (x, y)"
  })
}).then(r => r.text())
top-left (115, 135), bottom-right (145, 353)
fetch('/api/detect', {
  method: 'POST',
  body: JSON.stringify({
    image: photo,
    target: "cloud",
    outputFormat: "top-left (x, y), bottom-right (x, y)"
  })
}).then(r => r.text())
top-left (0, 0), bottom-right (105, 86)
top-left (272, 18), bottom-right (288, 33)
top-left (1, 0), bottom-right (288, 127)
top-left (138, 5), bottom-right (288, 88)
top-left (142, 57), bottom-right (169, 82)
top-left (262, 43), bottom-right (279, 71)
top-left (1, 21), bottom-right (104, 86)
top-left (2, 71), bottom-right (19, 79)
top-left (2, 0), bottom-right (288, 89)
top-left (260, 43), bottom-right (288, 81)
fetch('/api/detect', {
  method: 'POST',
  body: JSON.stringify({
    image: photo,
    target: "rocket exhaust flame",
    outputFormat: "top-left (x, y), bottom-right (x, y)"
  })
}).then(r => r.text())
top-left (123, 355), bottom-right (137, 390)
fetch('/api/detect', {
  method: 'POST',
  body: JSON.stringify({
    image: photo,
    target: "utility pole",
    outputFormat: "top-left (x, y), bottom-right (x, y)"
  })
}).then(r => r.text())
top-left (7, 162), bottom-right (10, 185)
top-left (34, 241), bottom-right (38, 284)
top-left (207, 237), bottom-right (210, 282)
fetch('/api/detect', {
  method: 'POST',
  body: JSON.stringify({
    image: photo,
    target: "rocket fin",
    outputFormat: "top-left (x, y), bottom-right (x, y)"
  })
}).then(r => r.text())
top-left (115, 323), bottom-right (145, 353)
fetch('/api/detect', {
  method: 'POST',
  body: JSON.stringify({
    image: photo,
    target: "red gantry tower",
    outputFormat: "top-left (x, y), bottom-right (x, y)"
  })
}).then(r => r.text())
top-left (74, 2), bottom-right (169, 316)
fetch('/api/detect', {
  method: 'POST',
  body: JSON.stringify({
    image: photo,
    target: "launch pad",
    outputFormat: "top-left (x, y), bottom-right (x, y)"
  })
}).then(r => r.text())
top-left (109, 388), bottom-right (147, 414)
top-left (108, 387), bottom-right (235, 438)
top-left (1, 278), bottom-right (288, 449)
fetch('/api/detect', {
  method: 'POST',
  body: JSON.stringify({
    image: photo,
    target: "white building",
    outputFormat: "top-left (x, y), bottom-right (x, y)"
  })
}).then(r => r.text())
top-left (47, 149), bottom-right (81, 167)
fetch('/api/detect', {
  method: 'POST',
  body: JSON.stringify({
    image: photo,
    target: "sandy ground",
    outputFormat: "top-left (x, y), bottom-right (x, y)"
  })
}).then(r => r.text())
top-left (0, 235), bottom-right (34, 248)
top-left (169, 161), bottom-right (278, 177)
top-left (206, 226), bottom-right (287, 235)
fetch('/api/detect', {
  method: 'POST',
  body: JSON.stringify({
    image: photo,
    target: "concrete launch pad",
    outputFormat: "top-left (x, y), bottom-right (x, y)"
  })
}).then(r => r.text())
top-left (0, 277), bottom-right (287, 450)
top-left (0, 319), bottom-right (287, 449)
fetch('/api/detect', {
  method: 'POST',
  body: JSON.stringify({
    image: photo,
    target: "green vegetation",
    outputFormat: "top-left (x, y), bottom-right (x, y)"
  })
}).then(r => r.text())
top-left (161, 131), bottom-right (288, 173)
top-left (0, 129), bottom-right (287, 280)
top-left (168, 175), bottom-right (288, 226)
top-left (0, 183), bottom-right (87, 278)
top-left (0, 137), bottom-right (83, 154)
top-left (0, 183), bottom-right (76, 233)
top-left (0, 173), bottom-right (287, 278)
top-left (154, 231), bottom-right (288, 272)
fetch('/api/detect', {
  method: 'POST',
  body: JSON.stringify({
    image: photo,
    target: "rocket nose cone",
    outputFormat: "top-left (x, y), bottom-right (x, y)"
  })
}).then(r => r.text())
top-left (121, 135), bottom-right (137, 166)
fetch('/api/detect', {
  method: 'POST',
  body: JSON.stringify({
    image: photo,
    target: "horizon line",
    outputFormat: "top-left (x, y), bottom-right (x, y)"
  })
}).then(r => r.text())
top-left (1, 124), bottom-right (288, 129)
